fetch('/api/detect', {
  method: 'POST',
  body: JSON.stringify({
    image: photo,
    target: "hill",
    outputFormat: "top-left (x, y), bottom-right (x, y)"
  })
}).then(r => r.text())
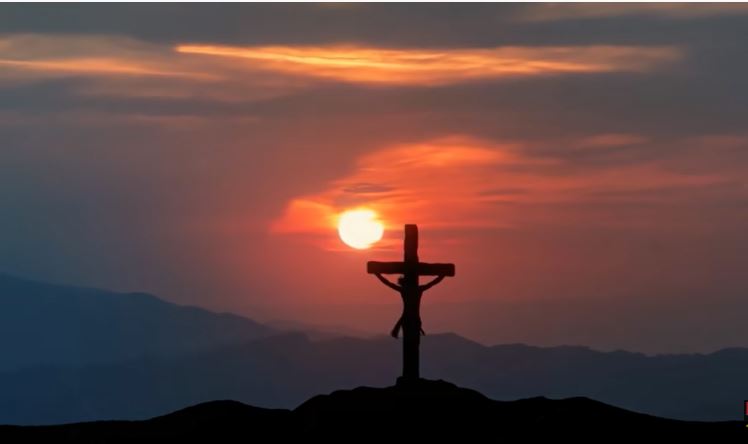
top-left (0, 379), bottom-right (740, 439)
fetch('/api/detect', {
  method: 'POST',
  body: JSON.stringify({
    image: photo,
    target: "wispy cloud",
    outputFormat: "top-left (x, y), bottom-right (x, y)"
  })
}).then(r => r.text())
top-left (0, 34), bottom-right (308, 102)
top-left (272, 136), bottom-right (724, 247)
top-left (0, 58), bottom-right (209, 78)
top-left (176, 44), bottom-right (682, 86)
top-left (577, 133), bottom-right (649, 149)
top-left (0, 34), bottom-right (212, 80)
top-left (517, 3), bottom-right (748, 22)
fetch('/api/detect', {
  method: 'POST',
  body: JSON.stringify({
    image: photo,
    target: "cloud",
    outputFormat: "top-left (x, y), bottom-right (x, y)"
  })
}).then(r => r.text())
top-left (0, 34), bottom-right (212, 80)
top-left (0, 33), bottom-right (686, 132)
top-left (576, 133), bottom-right (649, 149)
top-left (0, 58), bottom-right (205, 78)
top-left (518, 3), bottom-right (748, 22)
top-left (0, 34), bottom-right (310, 103)
top-left (176, 44), bottom-right (682, 86)
top-left (342, 183), bottom-right (395, 194)
top-left (271, 135), bottom-right (726, 248)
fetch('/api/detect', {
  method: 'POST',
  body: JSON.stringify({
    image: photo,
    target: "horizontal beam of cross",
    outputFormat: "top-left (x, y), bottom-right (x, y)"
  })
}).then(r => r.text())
top-left (367, 261), bottom-right (455, 277)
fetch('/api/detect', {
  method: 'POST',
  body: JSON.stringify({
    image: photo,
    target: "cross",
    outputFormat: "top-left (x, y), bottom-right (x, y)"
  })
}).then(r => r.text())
top-left (367, 224), bottom-right (455, 382)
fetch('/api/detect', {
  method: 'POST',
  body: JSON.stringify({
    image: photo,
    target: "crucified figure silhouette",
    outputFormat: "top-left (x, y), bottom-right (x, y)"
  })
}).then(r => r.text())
top-left (368, 224), bottom-right (455, 381)
top-left (374, 273), bottom-right (445, 338)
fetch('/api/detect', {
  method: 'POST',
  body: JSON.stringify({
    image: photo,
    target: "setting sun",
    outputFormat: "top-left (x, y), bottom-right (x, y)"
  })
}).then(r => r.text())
top-left (337, 209), bottom-right (384, 249)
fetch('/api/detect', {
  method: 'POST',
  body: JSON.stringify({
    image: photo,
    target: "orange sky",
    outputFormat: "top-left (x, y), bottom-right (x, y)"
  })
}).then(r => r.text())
top-left (2, 4), bottom-right (748, 353)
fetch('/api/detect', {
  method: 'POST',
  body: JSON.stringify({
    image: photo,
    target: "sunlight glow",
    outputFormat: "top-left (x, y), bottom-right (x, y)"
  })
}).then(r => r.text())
top-left (337, 209), bottom-right (385, 250)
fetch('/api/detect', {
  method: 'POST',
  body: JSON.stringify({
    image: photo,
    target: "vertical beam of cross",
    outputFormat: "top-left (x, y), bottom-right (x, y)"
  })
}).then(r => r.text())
top-left (401, 225), bottom-right (419, 379)
top-left (367, 224), bottom-right (455, 382)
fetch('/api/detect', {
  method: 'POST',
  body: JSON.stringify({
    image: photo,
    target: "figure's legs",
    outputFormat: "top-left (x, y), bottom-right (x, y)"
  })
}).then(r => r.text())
top-left (391, 315), bottom-right (403, 338)
top-left (417, 315), bottom-right (425, 336)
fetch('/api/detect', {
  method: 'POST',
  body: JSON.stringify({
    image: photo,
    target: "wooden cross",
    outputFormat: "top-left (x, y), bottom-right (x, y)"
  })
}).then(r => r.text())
top-left (367, 224), bottom-right (455, 381)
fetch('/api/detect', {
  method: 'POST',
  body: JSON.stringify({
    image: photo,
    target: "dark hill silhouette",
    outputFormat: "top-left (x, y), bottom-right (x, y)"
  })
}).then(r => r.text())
top-left (0, 272), bottom-right (272, 371)
top-left (0, 380), bottom-right (740, 439)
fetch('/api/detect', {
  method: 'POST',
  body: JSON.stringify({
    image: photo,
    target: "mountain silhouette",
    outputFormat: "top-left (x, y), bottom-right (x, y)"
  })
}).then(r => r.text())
top-left (0, 272), bottom-right (272, 372)
top-left (2, 272), bottom-right (747, 425)
top-left (0, 379), bottom-right (740, 439)
top-left (2, 331), bottom-right (747, 424)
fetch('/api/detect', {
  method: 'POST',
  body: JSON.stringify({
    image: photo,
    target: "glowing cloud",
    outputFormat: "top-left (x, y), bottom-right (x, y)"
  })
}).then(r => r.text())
top-left (0, 34), bottom-right (683, 100)
top-left (272, 136), bottom-right (726, 247)
top-left (176, 44), bottom-right (682, 85)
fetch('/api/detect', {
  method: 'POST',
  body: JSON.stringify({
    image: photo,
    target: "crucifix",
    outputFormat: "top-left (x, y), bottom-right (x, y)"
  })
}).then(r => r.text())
top-left (367, 224), bottom-right (455, 382)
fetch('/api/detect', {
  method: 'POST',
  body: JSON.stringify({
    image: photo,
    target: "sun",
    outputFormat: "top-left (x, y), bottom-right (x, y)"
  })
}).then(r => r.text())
top-left (337, 209), bottom-right (384, 249)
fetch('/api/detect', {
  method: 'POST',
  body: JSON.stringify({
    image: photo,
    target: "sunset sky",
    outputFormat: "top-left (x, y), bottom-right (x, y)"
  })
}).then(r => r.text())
top-left (2, 3), bottom-right (748, 353)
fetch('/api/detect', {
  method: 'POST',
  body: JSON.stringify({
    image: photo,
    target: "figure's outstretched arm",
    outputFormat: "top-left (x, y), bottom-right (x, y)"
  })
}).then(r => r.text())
top-left (419, 275), bottom-right (445, 291)
top-left (375, 273), bottom-right (401, 292)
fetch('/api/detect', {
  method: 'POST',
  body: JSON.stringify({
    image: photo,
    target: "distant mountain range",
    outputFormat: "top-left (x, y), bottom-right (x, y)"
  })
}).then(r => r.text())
top-left (0, 272), bottom-right (272, 372)
top-left (0, 380), bottom-right (741, 439)
top-left (0, 273), bottom-right (746, 425)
